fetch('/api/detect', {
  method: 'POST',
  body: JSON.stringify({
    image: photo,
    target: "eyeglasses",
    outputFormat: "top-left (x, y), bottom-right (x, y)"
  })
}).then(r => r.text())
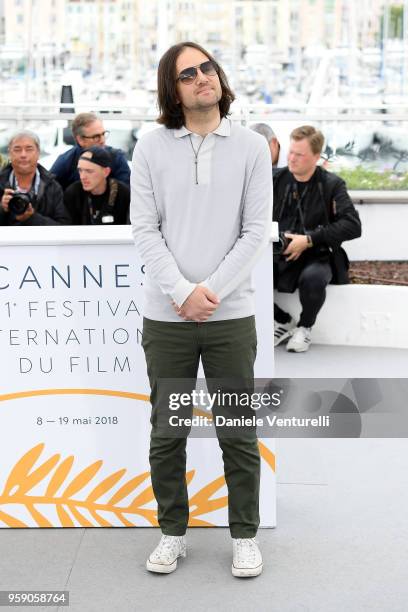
top-left (176, 60), bottom-right (217, 85)
top-left (80, 130), bottom-right (110, 142)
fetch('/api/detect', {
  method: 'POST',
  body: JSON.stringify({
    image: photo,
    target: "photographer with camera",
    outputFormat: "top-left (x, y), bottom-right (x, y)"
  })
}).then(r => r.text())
top-left (273, 125), bottom-right (361, 352)
top-left (0, 131), bottom-right (70, 226)
top-left (64, 146), bottom-right (130, 225)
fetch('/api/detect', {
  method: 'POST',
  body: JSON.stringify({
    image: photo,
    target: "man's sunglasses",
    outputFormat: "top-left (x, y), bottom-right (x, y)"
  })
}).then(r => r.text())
top-left (176, 60), bottom-right (218, 84)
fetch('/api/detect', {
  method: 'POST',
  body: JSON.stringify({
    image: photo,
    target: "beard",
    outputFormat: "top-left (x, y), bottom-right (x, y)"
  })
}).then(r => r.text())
top-left (184, 86), bottom-right (222, 113)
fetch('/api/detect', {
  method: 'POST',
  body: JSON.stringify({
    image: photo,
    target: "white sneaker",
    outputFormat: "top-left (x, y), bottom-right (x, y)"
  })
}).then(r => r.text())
top-left (146, 534), bottom-right (186, 574)
top-left (274, 317), bottom-right (296, 346)
top-left (286, 326), bottom-right (312, 352)
top-left (232, 538), bottom-right (263, 577)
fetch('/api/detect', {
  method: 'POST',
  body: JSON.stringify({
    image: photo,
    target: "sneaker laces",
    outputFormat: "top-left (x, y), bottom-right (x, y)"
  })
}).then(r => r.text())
top-left (234, 538), bottom-right (259, 564)
top-left (293, 326), bottom-right (311, 340)
top-left (154, 535), bottom-right (183, 561)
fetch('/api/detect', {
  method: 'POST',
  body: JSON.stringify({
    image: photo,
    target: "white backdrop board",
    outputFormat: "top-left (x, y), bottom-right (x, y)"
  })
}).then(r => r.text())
top-left (0, 227), bottom-right (275, 528)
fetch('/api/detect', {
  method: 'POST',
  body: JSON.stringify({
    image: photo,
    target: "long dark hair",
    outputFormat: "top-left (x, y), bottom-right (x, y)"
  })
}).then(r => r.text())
top-left (157, 41), bottom-right (235, 129)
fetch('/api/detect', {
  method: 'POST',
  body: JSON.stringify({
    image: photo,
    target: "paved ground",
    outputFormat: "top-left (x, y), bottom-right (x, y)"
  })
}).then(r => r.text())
top-left (1, 438), bottom-right (407, 612)
top-left (274, 342), bottom-right (408, 378)
top-left (1, 345), bottom-right (406, 612)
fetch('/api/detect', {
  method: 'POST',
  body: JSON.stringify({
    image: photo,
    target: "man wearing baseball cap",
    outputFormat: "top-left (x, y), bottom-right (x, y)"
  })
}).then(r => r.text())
top-left (64, 145), bottom-right (130, 225)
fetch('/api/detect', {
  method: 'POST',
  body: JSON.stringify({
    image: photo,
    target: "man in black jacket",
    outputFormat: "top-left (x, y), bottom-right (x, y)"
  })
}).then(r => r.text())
top-left (273, 125), bottom-right (361, 352)
top-left (64, 146), bottom-right (129, 225)
top-left (50, 112), bottom-right (130, 191)
top-left (0, 131), bottom-right (69, 226)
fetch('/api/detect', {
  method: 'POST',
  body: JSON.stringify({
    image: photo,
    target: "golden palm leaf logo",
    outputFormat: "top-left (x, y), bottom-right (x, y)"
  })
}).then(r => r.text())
top-left (0, 390), bottom-right (275, 528)
top-left (0, 441), bottom-right (274, 528)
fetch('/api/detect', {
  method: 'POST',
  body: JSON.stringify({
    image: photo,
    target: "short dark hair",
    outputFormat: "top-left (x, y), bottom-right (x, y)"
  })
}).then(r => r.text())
top-left (157, 41), bottom-right (235, 129)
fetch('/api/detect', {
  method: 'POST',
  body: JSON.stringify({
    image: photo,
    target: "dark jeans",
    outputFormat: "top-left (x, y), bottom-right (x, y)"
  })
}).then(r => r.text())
top-left (274, 260), bottom-right (332, 328)
top-left (141, 315), bottom-right (260, 538)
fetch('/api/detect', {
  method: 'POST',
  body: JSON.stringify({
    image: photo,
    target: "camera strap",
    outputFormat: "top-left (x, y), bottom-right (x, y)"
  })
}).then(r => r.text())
top-left (275, 180), bottom-right (310, 232)
top-left (276, 169), bottom-right (333, 232)
top-left (107, 178), bottom-right (118, 208)
top-left (292, 182), bottom-right (310, 232)
top-left (291, 174), bottom-right (331, 233)
top-left (9, 169), bottom-right (40, 198)
top-left (275, 184), bottom-right (291, 223)
top-left (86, 178), bottom-right (118, 224)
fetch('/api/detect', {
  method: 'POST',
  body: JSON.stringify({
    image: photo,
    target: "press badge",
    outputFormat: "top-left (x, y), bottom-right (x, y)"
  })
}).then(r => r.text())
top-left (101, 215), bottom-right (114, 224)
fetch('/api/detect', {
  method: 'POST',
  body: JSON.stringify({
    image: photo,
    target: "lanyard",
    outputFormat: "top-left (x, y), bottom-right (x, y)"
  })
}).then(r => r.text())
top-left (86, 195), bottom-right (100, 224)
top-left (10, 169), bottom-right (40, 196)
top-left (292, 182), bottom-right (310, 230)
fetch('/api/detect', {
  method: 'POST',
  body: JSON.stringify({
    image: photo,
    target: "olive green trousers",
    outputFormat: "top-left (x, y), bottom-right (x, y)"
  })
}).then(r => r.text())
top-left (142, 315), bottom-right (260, 538)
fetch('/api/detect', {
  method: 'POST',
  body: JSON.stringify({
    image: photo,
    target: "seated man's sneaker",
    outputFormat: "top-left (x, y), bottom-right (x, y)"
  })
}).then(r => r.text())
top-left (274, 317), bottom-right (296, 346)
top-left (146, 534), bottom-right (186, 574)
top-left (286, 326), bottom-right (312, 352)
top-left (232, 538), bottom-right (263, 577)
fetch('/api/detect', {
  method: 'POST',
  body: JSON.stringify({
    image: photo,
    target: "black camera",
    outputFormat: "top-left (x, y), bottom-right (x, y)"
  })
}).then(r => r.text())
top-left (8, 192), bottom-right (32, 216)
top-left (273, 231), bottom-right (292, 255)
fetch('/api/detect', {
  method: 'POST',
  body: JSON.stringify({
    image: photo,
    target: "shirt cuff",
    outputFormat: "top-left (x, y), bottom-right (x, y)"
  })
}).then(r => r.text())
top-left (171, 278), bottom-right (197, 307)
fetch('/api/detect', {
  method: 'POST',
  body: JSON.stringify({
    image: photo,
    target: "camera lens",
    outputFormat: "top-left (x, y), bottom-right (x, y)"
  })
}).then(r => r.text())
top-left (273, 232), bottom-right (290, 255)
top-left (8, 192), bottom-right (31, 216)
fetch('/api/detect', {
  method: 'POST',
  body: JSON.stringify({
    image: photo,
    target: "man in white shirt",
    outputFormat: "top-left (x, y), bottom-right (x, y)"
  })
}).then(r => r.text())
top-left (131, 41), bottom-right (272, 578)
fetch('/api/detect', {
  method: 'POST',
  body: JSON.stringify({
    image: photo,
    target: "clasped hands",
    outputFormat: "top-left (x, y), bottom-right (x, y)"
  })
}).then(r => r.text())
top-left (172, 285), bottom-right (220, 322)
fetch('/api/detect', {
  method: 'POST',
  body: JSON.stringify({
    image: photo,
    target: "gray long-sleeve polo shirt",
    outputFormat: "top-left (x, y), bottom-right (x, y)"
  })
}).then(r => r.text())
top-left (130, 117), bottom-right (272, 322)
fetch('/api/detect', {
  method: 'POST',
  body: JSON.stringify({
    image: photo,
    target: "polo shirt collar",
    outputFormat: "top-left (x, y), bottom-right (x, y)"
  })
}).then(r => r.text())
top-left (173, 116), bottom-right (231, 138)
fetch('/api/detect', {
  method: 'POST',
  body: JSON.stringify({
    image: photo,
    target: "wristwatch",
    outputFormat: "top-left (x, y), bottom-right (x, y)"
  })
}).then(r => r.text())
top-left (306, 234), bottom-right (313, 247)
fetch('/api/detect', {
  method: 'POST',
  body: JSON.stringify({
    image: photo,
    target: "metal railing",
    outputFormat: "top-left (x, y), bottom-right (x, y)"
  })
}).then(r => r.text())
top-left (1, 103), bottom-right (408, 200)
top-left (1, 101), bottom-right (408, 122)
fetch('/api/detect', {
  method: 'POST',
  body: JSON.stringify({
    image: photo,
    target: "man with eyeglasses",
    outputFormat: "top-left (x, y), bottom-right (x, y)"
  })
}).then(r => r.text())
top-left (131, 42), bottom-right (272, 578)
top-left (50, 112), bottom-right (130, 191)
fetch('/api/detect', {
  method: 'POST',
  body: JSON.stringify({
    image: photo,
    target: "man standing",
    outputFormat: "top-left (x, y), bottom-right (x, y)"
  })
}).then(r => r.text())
top-left (273, 125), bottom-right (361, 352)
top-left (0, 131), bottom-right (69, 226)
top-left (51, 112), bottom-right (130, 190)
top-left (131, 42), bottom-right (272, 577)
top-left (64, 146), bottom-right (129, 225)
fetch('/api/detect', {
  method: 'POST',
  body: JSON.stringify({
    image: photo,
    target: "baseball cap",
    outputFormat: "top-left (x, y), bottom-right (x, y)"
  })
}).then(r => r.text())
top-left (79, 146), bottom-right (112, 168)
